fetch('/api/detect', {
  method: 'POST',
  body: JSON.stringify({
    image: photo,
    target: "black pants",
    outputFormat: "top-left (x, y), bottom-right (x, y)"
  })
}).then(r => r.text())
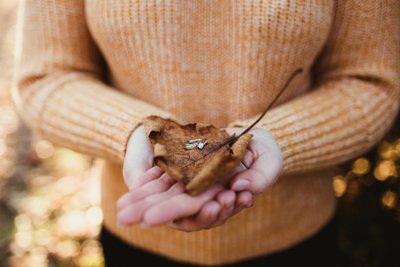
top-left (100, 217), bottom-right (338, 267)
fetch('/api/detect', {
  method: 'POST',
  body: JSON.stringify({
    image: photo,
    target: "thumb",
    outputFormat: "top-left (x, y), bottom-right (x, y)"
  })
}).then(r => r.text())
top-left (229, 128), bottom-right (283, 194)
top-left (230, 154), bottom-right (281, 194)
top-left (123, 125), bottom-right (154, 188)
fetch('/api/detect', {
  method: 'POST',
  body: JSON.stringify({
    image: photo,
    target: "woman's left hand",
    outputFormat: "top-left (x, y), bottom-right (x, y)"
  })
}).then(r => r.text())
top-left (117, 127), bottom-right (283, 231)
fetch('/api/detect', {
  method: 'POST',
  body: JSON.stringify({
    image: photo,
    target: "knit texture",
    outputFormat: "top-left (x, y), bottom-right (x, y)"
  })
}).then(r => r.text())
top-left (13, 0), bottom-right (399, 265)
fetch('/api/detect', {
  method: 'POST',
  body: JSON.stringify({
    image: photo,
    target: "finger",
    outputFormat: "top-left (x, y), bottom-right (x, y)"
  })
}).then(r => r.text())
top-left (231, 156), bottom-right (281, 194)
top-left (128, 172), bottom-right (175, 202)
top-left (230, 191), bottom-right (253, 218)
top-left (207, 205), bottom-right (234, 229)
top-left (168, 201), bottom-right (222, 232)
top-left (241, 149), bottom-right (255, 169)
top-left (230, 169), bottom-right (269, 195)
top-left (117, 172), bottom-right (174, 210)
top-left (117, 183), bottom-right (184, 226)
top-left (194, 200), bottom-right (222, 227)
top-left (129, 166), bottom-right (163, 190)
top-left (209, 191), bottom-right (253, 228)
top-left (219, 162), bottom-right (247, 185)
top-left (142, 184), bottom-right (224, 226)
top-left (217, 203), bottom-right (234, 223)
top-left (235, 191), bottom-right (253, 209)
top-left (210, 190), bottom-right (235, 224)
top-left (217, 190), bottom-right (236, 208)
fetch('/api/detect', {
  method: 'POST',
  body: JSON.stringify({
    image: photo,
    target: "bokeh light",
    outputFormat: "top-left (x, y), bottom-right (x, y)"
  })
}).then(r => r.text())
top-left (374, 160), bottom-right (398, 181)
top-left (379, 141), bottom-right (399, 160)
top-left (382, 191), bottom-right (397, 209)
top-left (332, 133), bottom-right (400, 224)
top-left (352, 158), bottom-right (370, 176)
top-left (333, 175), bottom-right (347, 197)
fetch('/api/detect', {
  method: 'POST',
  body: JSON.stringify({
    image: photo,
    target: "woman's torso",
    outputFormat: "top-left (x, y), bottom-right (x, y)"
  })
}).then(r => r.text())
top-left (85, 0), bottom-right (334, 126)
top-left (87, 1), bottom-right (338, 264)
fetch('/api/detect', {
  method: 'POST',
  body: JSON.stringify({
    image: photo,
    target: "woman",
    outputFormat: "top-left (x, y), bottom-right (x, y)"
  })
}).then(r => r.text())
top-left (13, 0), bottom-right (399, 266)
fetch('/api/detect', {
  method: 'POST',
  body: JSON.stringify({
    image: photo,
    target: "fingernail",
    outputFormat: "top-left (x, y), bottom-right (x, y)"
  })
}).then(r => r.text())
top-left (233, 179), bottom-right (250, 191)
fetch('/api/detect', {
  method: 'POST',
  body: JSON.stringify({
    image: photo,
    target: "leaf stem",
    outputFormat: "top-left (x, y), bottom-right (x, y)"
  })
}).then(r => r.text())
top-left (182, 68), bottom-right (303, 168)
top-left (229, 68), bottom-right (303, 145)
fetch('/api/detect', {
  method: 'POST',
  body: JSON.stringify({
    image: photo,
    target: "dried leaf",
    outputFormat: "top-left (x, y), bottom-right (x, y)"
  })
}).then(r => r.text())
top-left (143, 116), bottom-right (252, 195)
top-left (140, 69), bottom-right (303, 195)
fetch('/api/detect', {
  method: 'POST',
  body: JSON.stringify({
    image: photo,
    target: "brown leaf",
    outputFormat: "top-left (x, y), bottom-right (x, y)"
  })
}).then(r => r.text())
top-left (140, 69), bottom-right (304, 195)
top-left (143, 116), bottom-right (252, 195)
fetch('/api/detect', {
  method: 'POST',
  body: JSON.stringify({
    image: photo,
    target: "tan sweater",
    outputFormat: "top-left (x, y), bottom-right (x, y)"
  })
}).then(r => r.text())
top-left (13, 0), bottom-right (400, 265)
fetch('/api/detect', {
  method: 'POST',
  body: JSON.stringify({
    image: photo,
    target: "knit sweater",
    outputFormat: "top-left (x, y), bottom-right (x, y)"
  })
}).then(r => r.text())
top-left (13, 0), bottom-right (399, 265)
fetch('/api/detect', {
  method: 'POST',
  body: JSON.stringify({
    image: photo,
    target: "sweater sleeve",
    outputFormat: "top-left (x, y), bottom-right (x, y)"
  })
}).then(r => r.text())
top-left (12, 1), bottom-right (175, 164)
top-left (229, 0), bottom-right (400, 175)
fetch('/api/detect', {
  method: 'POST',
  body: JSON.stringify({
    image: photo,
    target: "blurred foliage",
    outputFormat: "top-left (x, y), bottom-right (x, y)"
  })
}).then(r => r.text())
top-left (0, 1), bottom-right (399, 267)
top-left (0, 1), bottom-right (104, 266)
top-left (5, 143), bottom-right (105, 267)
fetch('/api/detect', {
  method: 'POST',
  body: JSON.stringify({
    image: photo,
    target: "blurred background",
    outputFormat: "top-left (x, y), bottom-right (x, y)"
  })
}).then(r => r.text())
top-left (0, 1), bottom-right (399, 267)
top-left (1, 1), bottom-right (103, 266)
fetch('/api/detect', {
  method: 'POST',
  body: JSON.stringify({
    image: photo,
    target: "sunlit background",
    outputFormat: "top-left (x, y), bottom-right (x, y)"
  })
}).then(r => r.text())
top-left (0, 1), bottom-right (104, 266)
top-left (0, 1), bottom-right (399, 267)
